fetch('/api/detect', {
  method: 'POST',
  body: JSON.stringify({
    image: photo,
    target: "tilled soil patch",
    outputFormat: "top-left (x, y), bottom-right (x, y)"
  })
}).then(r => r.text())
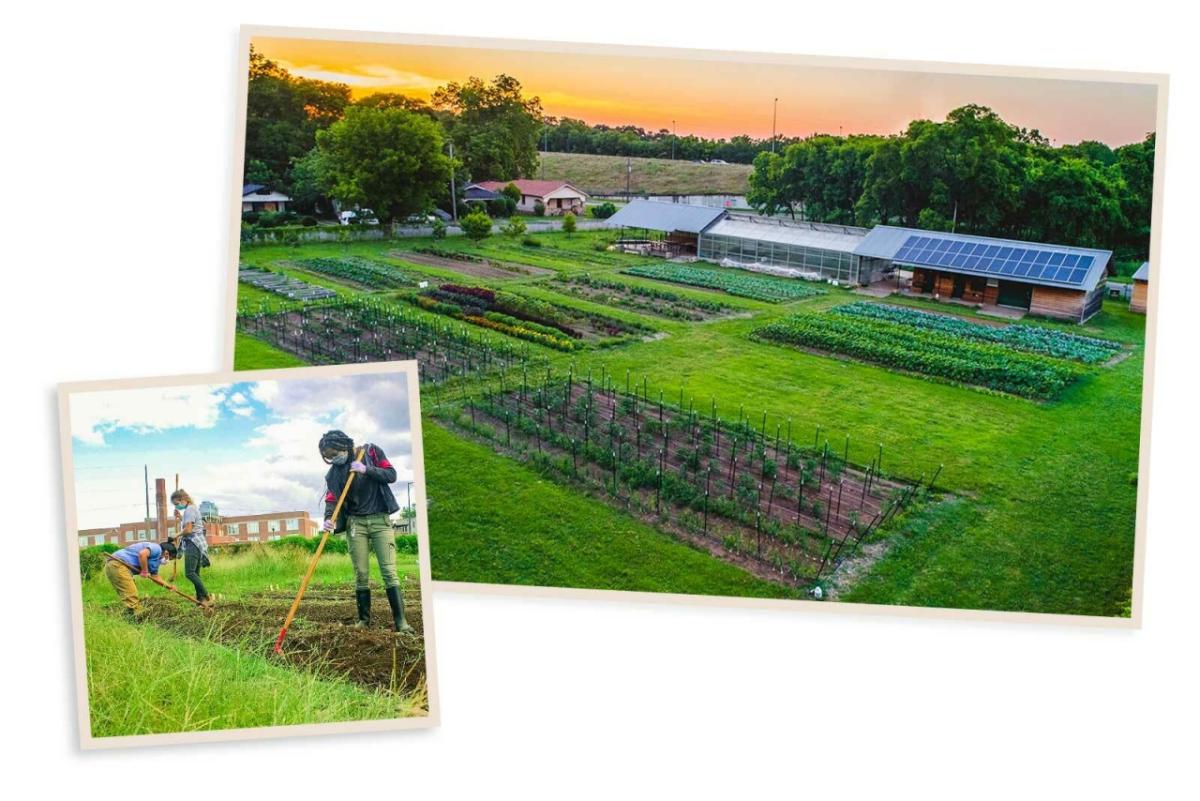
top-left (390, 250), bottom-right (553, 279)
top-left (137, 581), bottom-right (426, 698)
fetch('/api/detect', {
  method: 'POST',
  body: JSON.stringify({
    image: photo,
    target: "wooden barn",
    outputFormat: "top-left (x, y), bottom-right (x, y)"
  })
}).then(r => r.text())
top-left (854, 226), bottom-right (1114, 323)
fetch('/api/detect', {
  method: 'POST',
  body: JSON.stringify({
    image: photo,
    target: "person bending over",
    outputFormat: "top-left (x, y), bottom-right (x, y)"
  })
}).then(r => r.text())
top-left (319, 429), bottom-right (413, 633)
top-left (104, 539), bottom-right (178, 619)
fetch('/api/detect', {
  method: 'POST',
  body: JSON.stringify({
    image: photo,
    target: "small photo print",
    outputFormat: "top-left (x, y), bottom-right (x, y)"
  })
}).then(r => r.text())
top-left (58, 361), bottom-right (438, 748)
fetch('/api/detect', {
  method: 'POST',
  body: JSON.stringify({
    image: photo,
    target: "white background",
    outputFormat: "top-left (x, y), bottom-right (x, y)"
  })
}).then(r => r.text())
top-left (2, 1), bottom-right (1196, 797)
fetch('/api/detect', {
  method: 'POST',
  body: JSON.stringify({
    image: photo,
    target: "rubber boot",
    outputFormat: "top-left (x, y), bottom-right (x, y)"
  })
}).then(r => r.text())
top-left (385, 586), bottom-right (414, 634)
top-left (355, 588), bottom-right (371, 628)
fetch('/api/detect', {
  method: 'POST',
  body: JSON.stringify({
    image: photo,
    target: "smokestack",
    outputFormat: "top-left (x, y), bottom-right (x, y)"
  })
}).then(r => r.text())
top-left (155, 478), bottom-right (168, 542)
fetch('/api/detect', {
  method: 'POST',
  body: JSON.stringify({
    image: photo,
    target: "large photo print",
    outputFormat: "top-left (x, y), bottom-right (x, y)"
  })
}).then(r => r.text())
top-left (227, 28), bottom-right (1162, 621)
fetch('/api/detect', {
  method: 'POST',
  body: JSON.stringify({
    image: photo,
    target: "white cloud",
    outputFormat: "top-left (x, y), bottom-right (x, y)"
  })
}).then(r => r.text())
top-left (70, 385), bottom-right (226, 446)
top-left (70, 374), bottom-right (417, 528)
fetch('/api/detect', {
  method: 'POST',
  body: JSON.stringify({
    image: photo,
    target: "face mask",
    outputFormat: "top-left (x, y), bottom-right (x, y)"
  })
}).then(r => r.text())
top-left (174, 503), bottom-right (186, 511)
top-left (330, 452), bottom-right (349, 465)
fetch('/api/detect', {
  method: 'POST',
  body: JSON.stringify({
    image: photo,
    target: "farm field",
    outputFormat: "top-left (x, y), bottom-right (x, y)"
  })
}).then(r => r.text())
top-left (234, 229), bottom-right (1145, 617)
top-left (80, 542), bottom-right (428, 737)
top-left (538, 151), bottom-right (753, 196)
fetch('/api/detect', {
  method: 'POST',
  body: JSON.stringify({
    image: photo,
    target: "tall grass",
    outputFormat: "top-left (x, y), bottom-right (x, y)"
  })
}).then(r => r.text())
top-left (82, 542), bottom-right (426, 737)
top-left (84, 610), bottom-right (422, 736)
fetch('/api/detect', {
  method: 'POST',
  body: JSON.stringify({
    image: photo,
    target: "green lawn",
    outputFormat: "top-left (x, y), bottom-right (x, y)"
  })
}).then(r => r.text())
top-left (235, 231), bottom-right (1145, 617)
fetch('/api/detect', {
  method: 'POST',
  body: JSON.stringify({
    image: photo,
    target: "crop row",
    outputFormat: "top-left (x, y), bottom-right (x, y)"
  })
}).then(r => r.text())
top-left (753, 313), bottom-right (1079, 399)
top-left (549, 274), bottom-right (732, 321)
top-left (831, 302), bottom-right (1121, 363)
top-left (622, 263), bottom-right (826, 303)
top-left (292, 256), bottom-right (417, 289)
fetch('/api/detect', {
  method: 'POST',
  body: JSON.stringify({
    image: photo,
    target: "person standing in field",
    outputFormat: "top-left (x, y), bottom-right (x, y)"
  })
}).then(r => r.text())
top-left (170, 488), bottom-right (213, 609)
top-left (318, 429), bottom-right (413, 633)
top-left (104, 539), bottom-right (178, 619)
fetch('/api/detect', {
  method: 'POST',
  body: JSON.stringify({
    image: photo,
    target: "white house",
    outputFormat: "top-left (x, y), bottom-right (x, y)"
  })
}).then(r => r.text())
top-left (242, 183), bottom-right (292, 213)
top-left (470, 179), bottom-right (588, 216)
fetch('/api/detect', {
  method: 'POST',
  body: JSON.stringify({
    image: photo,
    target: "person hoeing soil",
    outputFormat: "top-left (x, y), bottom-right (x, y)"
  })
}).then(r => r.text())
top-left (319, 429), bottom-right (413, 633)
top-left (104, 539), bottom-right (179, 619)
top-left (170, 488), bottom-right (213, 609)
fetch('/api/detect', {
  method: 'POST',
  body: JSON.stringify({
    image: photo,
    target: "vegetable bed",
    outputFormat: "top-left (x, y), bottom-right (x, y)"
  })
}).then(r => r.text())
top-left (831, 302), bottom-right (1122, 363)
top-left (622, 263), bottom-right (826, 303)
top-left (291, 256), bottom-right (418, 289)
top-left (752, 313), bottom-right (1080, 400)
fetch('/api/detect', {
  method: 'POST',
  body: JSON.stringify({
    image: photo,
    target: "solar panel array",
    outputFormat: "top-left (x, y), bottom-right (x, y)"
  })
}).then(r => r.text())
top-left (893, 235), bottom-right (1096, 287)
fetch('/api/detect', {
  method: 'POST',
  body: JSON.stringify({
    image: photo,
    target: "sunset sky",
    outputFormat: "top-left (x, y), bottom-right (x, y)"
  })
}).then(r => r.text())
top-left (252, 36), bottom-right (1158, 147)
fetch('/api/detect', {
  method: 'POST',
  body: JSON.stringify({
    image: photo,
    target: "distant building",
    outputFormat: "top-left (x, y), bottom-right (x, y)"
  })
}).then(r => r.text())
top-left (607, 199), bottom-right (1116, 323)
top-left (1130, 261), bottom-right (1149, 314)
top-left (469, 179), bottom-right (588, 216)
top-left (242, 183), bottom-right (291, 213)
top-left (77, 511), bottom-right (319, 549)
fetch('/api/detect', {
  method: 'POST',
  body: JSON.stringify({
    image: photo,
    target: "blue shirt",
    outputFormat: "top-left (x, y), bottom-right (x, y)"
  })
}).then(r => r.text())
top-left (112, 542), bottom-right (163, 575)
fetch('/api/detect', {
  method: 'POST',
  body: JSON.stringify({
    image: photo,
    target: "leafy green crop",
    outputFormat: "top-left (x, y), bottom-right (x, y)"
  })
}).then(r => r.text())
top-left (294, 256), bottom-right (417, 289)
top-left (831, 302), bottom-right (1121, 363)
top-left (622, 263), bottom-right (825, 303)
top-left (753, 313), bottom-right (1080, 399)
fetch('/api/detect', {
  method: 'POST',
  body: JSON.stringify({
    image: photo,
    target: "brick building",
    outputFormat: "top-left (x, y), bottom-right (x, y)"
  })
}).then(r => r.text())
top-left (77, 511), bottom-right (319, 549)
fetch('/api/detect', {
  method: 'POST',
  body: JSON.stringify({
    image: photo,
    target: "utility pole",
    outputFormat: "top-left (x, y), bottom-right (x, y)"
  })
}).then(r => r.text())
top-left (671, 119), bottom-right (676, 160)
top-left (448, 141), bottom-right (458, 223)
top-left (771, 97), bottom-right (779, 153)
top-left (626, 155), bottom-right (632, 198)
top-left (144, 464), bottom-right (149, 524)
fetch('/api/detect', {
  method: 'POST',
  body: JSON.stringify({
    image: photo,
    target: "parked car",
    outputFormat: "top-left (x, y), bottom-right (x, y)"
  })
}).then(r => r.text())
top-left (339, 208), bottom-right (379, 225)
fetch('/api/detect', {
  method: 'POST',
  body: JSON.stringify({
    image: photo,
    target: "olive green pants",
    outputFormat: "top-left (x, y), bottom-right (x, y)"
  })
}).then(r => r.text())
top-left (347, 513), bottom-right (400, 590)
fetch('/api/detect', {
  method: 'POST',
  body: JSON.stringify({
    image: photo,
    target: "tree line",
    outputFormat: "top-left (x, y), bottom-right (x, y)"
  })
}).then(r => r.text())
top-left (244, 50), bottom-right (1153, 257)
top-left (244, 47), bottom-right (544, 223)
top-left (747, 105), bottom-right (1154, 259)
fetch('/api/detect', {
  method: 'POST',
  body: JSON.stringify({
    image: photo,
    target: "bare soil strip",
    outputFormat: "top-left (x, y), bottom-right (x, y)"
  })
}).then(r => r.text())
top-left (137, 581), bottom-right (426, 698)
top-left (389, 250), bottom-right (553, 279)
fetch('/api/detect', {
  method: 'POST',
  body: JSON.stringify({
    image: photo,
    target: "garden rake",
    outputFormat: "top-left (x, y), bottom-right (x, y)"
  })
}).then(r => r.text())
top-left (273, 447), bottom-right (364, 654)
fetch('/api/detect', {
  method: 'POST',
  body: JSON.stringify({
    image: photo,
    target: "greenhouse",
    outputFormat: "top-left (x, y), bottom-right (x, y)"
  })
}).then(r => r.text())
top-left (696, 216), bottom-right (875, 284)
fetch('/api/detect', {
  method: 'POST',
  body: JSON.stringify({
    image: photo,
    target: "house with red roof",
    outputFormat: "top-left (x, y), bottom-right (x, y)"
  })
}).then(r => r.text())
top-left (468, 179), bottom-right (589, 216)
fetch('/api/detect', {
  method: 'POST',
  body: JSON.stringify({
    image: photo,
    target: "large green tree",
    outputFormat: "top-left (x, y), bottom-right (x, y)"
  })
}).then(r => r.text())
top-left (431, 74), bottom-right (544, 181)
top-left (314, 106), bottom-right (452, 223)
top-left (243, 46), bottom-right (351, 190)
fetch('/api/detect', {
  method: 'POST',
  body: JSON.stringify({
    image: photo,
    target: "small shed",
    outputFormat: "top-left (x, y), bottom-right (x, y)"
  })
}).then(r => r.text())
top-left (1130, 261), bottom-right (1149, 313)
top-left (606, 199), bottom-right (727, 256)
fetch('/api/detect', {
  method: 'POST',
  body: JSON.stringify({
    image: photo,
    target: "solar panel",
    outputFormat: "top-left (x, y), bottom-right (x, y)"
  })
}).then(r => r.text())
top-left (888, 234), bottom-right (1100, 288)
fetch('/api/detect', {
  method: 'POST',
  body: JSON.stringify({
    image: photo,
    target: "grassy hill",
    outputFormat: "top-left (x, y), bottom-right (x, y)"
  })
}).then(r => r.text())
top-left (536, 151), bottom-right (753, 196)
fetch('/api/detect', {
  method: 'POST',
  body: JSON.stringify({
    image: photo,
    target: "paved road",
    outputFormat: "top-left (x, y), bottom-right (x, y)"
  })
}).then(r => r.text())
top-left (390, 218), bottom-right (615, 238)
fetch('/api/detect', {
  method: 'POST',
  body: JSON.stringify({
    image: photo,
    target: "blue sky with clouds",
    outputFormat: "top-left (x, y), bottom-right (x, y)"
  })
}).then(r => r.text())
top-left (68, 374), bottom-right (414, 529)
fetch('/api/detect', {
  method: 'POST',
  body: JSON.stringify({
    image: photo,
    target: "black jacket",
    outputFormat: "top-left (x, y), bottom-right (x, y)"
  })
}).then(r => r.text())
top-left (323, 442), bottom-right (401, 532)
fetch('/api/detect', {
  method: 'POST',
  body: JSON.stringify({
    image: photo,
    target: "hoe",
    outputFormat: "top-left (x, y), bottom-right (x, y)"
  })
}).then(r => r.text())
top-left (273, 447), bottom-right (364, 654)
top-left (104, 552), bottom-right (202, 607)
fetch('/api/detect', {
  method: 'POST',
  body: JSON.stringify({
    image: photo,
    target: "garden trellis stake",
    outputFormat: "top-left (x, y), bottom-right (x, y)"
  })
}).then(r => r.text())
top-left (273, 447), bottom-right (364, 655)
